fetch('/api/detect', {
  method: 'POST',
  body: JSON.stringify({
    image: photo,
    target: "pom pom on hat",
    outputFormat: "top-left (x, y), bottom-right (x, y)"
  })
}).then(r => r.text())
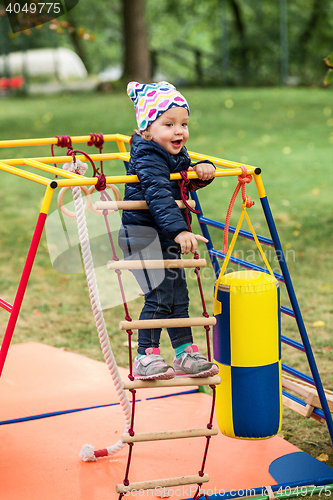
top-left (127, 81), bottom-right (190, 131)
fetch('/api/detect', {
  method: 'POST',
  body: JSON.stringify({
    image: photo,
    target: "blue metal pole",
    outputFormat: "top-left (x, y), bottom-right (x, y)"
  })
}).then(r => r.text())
top-left (191, 191), bottom-right (220, 278)
top-left (260, 195), bottom-right (333, 443)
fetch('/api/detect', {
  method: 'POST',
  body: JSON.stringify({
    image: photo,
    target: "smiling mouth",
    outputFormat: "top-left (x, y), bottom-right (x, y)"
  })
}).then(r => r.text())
top-left (171, 140), bottom-right (182, 148)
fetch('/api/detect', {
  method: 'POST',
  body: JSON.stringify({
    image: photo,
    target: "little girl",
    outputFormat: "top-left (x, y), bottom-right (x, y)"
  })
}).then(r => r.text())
top-left (119, 81), bottom-right (218, 381)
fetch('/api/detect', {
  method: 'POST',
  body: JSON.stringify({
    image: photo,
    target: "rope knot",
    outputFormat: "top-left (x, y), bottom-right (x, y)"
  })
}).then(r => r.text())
top-left (179, 169), bottom-right (191, 186)
top-left (238, 164), bottom-right (252, 185)
top-left (238, 173), bottom-right (252, 184)
top-left (95, 172), bottom-right (107, 191)
top-left (56, 135), bottom-right (72, 149)
top-left (244, 195), bottom-right (254, 208)
top-left (87, 132), bottom-right (104, 149)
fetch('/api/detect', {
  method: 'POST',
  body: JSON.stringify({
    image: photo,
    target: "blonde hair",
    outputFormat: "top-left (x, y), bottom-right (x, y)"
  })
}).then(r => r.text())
top-left (135, 128), bottom-right (152, 141)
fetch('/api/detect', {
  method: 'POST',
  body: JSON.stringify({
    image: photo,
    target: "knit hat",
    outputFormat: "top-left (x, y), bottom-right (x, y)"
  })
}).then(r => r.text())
top-left (127, 81), bottom-right (190, 131)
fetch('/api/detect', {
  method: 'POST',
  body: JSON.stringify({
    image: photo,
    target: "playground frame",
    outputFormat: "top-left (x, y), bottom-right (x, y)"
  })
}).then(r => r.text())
top-left (1, 133), bottom-right (333, 498)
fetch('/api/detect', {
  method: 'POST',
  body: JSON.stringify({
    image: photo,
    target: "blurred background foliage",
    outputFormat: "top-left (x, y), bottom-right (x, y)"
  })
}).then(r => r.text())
top-left (0, 0), bottom-right (333, 88)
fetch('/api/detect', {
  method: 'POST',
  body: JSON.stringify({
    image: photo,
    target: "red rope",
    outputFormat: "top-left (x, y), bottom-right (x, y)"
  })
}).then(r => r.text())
top-left (178, 170), bottom-right (212, 361)
top-left (68, 149), bottom-right (98, 177)
top-left (101, 168), bottom-right (216, 490)
top-left (95, 172), bottom-right (107, 191)
top-left (178, 170), bottom-right (200, 215)
top-left (120, 441), bottom-right (134, 496)
top-left (193, 486), bottom-right (209, 500)
top-left (51, 135), bottom-right (73, 174)
top-left (99, 190), bottom-right (134, 376)
top-left (87, 133), bottom-right (104, 173)
top-left (222, 165), bottom-right (254, 255)
top-left (177, 170), bottom-right (217, 499)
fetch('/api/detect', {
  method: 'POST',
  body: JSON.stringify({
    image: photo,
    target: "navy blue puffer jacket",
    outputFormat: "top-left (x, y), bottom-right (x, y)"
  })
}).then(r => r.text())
top-left (119, 134), bottom-right (214, 253)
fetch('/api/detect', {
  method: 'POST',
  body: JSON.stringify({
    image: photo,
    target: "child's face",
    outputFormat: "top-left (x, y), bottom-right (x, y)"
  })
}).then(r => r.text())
top-left (148, 107), bottom-right (189, 155)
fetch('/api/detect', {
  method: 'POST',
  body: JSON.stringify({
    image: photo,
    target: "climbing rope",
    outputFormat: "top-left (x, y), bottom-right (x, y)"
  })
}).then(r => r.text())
top-left (222, 165), bottom-right (254, 255)
top-left (60, 152), bottom-right (131, 461)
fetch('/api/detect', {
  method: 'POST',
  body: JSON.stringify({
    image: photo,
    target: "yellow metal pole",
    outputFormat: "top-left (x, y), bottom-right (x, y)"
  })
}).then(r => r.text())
top-left (187, 150), bottom-right (256, 170)
top-left (0, 134), bottom-right (131, 149)
top-left (0, 161), bottom-right (51, 186)
top-left (3, 153), bottom-right (123, 166)
top-left (40, 184), bottom-right (56, 215)
top-left (24, 159), bottom-right (84, 180)
top-left (54, 167), bottom-right (256, 188)
top-left (116, 140), bottom-right (129, 153)
top-left (254, 169), bottom-right (267, 199)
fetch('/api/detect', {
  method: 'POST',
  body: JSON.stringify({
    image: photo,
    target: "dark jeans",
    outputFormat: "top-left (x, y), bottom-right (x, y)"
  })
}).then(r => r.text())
top-left (130, 248), bottom-right (193, 355)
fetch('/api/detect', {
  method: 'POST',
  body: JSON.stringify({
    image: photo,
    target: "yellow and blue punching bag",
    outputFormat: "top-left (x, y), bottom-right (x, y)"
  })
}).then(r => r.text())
top-left (213, 270), bottom-right (282, 439)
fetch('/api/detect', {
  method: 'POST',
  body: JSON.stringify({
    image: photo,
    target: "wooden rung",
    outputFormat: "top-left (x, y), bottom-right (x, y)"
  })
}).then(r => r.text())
top-left (283, 374), bottom-right (333, 397)
top-left (306, 392), bottom-right (333, 413)
top-left (108, 258), bottom-right (206, 270)
top-left (120, 316), bottom-right (216, 330)
top-left (122, 375), bottom-right (221, 390)
top-left (282, 375), bottom-right (333, 413)
top-left (94, 199), bottom-right (196, 211)
top-left (121, 427), bottom-right (218, 443)
top-left (282, 394), bottom-right (324, 423)
top-left (282, 394), bottom-right (309, 418)
top-left (282, 376), bottom-right (312, 399)
top-left (116, 474), bottom-right (210, 493)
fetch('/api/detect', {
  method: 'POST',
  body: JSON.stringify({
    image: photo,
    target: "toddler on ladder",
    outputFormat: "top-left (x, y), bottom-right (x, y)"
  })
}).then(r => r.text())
top-left (119, 81), bottom-right (219, 381)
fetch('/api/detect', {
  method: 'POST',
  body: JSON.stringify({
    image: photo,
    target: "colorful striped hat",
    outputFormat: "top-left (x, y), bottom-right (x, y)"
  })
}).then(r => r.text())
top-left (127, 81), bottom-right (190, 131)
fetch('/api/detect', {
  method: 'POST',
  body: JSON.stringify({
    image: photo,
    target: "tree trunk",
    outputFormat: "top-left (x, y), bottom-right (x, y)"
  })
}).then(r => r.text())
top-left (66, 16), bottom-right (91, 74)
top-left (297, 0), bottom-right (325, 63)
top-left (122, 0), bottom-right (151, 83)
top-left (228, 0), bottom-right (248, 81)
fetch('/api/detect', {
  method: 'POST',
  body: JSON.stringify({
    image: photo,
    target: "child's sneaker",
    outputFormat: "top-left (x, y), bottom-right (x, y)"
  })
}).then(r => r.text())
top-left (133, 347), bottom-right (175, 380)
top-left (173, 345), bottom-right (219, 378)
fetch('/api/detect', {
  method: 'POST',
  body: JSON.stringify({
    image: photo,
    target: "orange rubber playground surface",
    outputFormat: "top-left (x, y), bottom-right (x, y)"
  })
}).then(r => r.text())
top-left (1, 342), bottom-right (333, 500)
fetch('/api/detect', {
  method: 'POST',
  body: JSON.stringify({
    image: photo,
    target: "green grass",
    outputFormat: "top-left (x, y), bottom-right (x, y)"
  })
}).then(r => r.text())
top-left (1, 87), bottom-right (333, 474)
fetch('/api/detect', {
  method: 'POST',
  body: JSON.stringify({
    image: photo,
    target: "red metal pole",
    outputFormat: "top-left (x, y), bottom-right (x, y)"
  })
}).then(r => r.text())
top-left (0, 298), bottom-right (13, 313)
top-left (0, 183), bottom-right (56, 377)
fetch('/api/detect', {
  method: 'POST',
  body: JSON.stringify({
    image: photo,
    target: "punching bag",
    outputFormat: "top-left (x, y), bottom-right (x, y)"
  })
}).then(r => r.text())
top-left (213, 270), bottom-right (282, 439)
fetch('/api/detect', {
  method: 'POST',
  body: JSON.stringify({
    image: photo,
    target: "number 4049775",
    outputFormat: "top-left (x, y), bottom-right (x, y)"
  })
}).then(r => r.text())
top-left (5, 3), bottom-right (61, 14)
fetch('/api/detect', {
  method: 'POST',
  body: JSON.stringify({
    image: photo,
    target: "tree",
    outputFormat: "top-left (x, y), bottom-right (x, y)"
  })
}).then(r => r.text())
top-left (296, 0), bottom-right (327, 66)
top-left (122, 0), bottom-right (151, 83)
top-left (228, 0), bottom-right (249, 82)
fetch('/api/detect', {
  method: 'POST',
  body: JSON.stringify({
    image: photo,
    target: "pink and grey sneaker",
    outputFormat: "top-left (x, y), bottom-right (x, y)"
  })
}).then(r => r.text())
top-left (133, 347), bottom-right (175, 380)
top-left (173, 345), bottom-right (219, 378)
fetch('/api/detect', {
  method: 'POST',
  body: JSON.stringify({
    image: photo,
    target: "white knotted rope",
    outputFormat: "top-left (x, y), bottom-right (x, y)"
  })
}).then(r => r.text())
top-left (64, 161), bottom-right (131, 461)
